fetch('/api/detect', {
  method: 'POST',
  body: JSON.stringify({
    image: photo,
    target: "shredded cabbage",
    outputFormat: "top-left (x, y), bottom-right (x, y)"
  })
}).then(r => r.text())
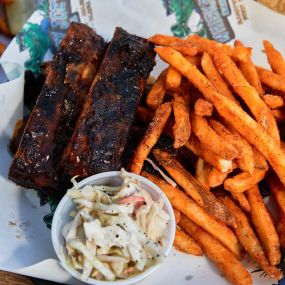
top-left (63, 168), bottom-right (169, 281)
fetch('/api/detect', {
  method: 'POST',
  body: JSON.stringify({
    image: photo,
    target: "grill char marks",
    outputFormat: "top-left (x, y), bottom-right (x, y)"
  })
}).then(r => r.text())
top-left (9, 23), bottom-right (106, 193)
top-left (60, 27), bottom-right (156, 178)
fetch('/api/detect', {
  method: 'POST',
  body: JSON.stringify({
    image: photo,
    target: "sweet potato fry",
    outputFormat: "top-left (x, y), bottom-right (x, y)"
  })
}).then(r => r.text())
top-left (195, 158), bottom-right (211, 189)
top-left (272, 108), bottom-right (285, 123)
top-left (194, 98), bottom-right (213, 117)
top-left (231, 192), bottom-right (251, 213)
top-left (129, 102), bottom-right (171, 174)
top-left (220, 196), bottom-right (283, 280)
top-left (191, 113), bottom-right (239, 160)
top-left (213, 48), bottom-right (279, 143)
top-left (172, 93), bottom-right (191, 148)
top-left (148, 34), bottom-right (184, 46)
top-left (267, 173), bottom-right (285, 217)
top-left (166, 67), bottom-right (181, 90)
top-left (201, 52), bottom-right (237, 102)
top-left (185, 136), bottom-right (233, 173)
top-left (263, 94), bottom-right (284, 109)
top-left (135, 106), bottom-right (154, 124)
top-left (173, 208), bottom-right (181, 224)
top-left (245, 185), bottom-right (281, 265)
top-left (152, 149), bottom-right (237, 228)
top-left (142, 172), bottom-right (242, 257)
top-left (174, 228), bottom-right (203, 256)
top-left (154, 46), bottom-right (285, 187)
top-left (209, 119), bottom-right (254, 173)
top-left (263, 40), bottom-right (285, 77)
top-left (178, 214), bottom-right (252, 285)
top-left (146, 69), bottom-right (167, 111)
top-left (234, 40), bottom-right (264, 96)
top-left (224, 169), bottom-right (266, 193)
top-left (256, 66), bottom-right (285, 93)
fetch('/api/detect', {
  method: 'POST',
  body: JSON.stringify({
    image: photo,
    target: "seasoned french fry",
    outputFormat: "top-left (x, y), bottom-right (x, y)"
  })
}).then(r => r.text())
top-left (153, 149), bottom-right (237, 228)
top-left (220, 196), bottom-right (283, 280)
top-left (263, 40), bottom-right (285, 77)
top-left (256, 66), bottom-right (285, 93)
top-left (194, 98), bottom-right (213, 117)
top-left (272, 108), bottom-right (285, 123)
top-left (234, 40), bottom-right (264, 96)
top-left (179, 214), bottom-right (252, 285)
top-left (185, 136), bottom-right (233, 173)
top-left (173, 208), bottom-right (181, 224)
top-left (172, 93), bottom-right (191, 148)
top-left (224, 169), bottom-right (266, 193)
top-left (213, 48), bottom-right (279, 143)
top-left (267, 173), bottom-right (285, 217)
top-left (142, 113), bottom-right (229, 176)
top-left (172, 42), bottom-right (199, 57)
top-left (148, 34), bottom-right (184, 46)
top-left (224, 145), bottom-right (268, 193)
top-left (166, 67), bottom-right (182, 90)
top-left (195, 158), bottom-right (211, 189)
top-left (174, 228), bottom-right (203, 256)
top-left (135, 106), bottom-right (176, 139)
top-left (245, 185), bottom-right (281, 265)
top-left (277, 210), bottom-right (285, 249)
top-left (201, 52), bottom-right (237, 102)
top-left (252, 146), bottom-right (268, 170)
top-left (135, 106), bottom-right (154, 124)
top-left (146, 69), bottom-right (167, 111)
top-left (185, 55), bottom-right (201, 66)
top-left (142, 172), bottom-right (242, 257)
top-left (208, 167), bottom-right (229, 188)
top-left (154, 46), bottom-right (285, 187)
top-left (231, 192), bottom-right (251, 213)
top-left (263, 94), bottom-right (284, 109)
top-left (129, 102), bottom-right (171, 174)
top-left (209, 119), bottom-right (254, 173)
top-left (191, 113), bottom-right (239, 160)
top-left (186, 34), bottom-right (251, 63)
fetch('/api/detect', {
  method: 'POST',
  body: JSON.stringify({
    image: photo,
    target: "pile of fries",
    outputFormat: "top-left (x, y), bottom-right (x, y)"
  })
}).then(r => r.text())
top-left (128, 34), bottom-right (285, 285)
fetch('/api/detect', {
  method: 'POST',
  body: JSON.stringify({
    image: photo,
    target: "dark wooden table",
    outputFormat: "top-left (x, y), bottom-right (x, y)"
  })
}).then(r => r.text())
top-left (0, 271), bottom-right (64, 285)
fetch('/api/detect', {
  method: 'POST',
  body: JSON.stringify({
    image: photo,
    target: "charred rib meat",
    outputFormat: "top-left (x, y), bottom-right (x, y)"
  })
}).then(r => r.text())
top-left (60, 27), bottom-right (155, 178)
top-left (9, 23), bottom-right (106, 192)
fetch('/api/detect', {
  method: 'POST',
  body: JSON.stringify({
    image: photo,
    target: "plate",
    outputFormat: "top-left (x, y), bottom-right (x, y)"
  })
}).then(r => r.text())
top-left (1, 1), bottom-right (285, 284)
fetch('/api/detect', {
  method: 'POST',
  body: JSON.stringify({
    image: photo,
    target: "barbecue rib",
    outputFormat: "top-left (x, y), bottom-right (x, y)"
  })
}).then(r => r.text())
top-left (60, 27), bottom-right (155, 178)
top-left (9, 23), bottom-right (106, 192)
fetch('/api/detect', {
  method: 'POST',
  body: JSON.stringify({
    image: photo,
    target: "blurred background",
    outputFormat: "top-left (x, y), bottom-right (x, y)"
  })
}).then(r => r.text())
top-left (0, 0), bottom-right (43, 56)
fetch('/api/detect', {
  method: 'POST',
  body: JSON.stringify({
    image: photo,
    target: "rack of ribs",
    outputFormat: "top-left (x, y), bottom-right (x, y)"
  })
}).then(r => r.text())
top-left (60, 27), bottom-right (155, 179)
top-left (9, 23), bottom-right (106, 193)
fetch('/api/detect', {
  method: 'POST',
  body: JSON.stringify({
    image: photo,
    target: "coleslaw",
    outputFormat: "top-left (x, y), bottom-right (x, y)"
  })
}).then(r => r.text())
top-left (62, 169), bottom-right (170, 281)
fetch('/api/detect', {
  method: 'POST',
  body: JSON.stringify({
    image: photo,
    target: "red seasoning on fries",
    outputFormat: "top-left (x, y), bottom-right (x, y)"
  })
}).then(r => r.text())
top-left (129, 34), bottom-right (285, 285)
top-left (129, 102), bottom-right (171, 174)
top-left (263, 40), bottom-right (285, 77)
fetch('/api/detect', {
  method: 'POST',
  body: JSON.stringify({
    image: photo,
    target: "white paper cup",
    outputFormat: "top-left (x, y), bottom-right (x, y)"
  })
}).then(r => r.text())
top-left (0, 62), bottom-right (24, 138)
top-left (52, 171), bottom-right (176, 285)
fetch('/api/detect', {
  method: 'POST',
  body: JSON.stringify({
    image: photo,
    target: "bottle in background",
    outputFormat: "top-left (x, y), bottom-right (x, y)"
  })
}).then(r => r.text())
top-left (5, 0), bottom-right (38, 35)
